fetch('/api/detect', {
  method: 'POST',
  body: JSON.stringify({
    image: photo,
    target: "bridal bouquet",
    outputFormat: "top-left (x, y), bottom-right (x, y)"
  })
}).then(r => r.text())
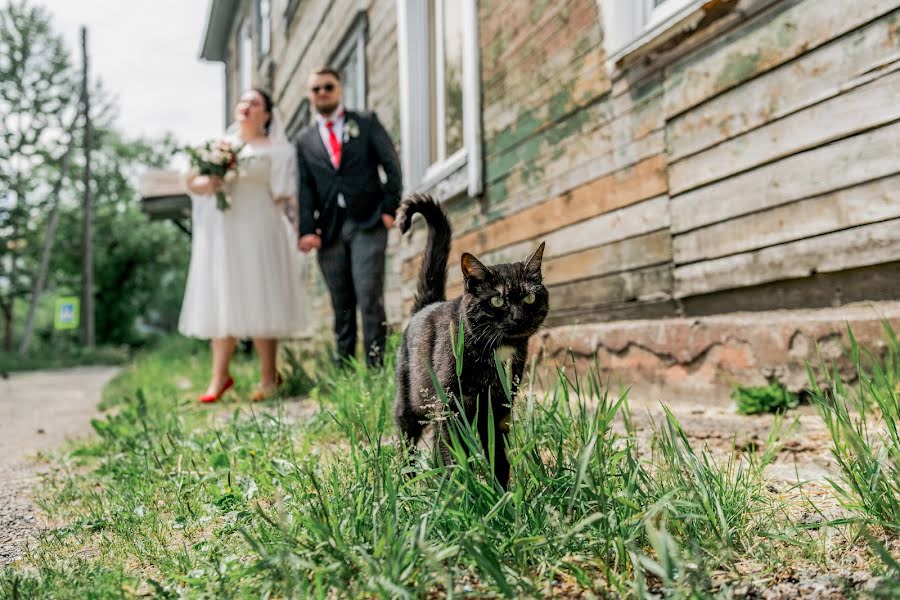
top-left (185, 139), bottom-right (243, 211)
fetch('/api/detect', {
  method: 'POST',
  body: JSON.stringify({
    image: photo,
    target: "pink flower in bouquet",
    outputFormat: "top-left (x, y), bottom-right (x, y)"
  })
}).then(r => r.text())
top-left (183, 138), bottom-right (244, 211)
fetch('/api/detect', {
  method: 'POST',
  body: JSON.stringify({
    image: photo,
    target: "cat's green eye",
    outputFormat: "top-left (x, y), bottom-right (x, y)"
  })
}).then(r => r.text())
top-left (523, 292), bottom-right (536, 305)
top-left (490, 296), bottom-right (504, 308)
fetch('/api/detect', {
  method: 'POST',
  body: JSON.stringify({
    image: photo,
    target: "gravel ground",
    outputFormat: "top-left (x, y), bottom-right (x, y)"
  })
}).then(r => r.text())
top-left (0, 366), bottom-right (119, 568)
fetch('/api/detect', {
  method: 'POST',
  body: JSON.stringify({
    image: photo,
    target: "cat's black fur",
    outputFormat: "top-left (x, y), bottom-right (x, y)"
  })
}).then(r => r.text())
top-left (393, 194), bottom-right (549, 488)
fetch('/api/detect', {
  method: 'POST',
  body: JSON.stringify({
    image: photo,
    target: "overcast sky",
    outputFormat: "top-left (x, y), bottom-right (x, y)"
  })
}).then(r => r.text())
top-left (28, 0), bottom-right (224, 145)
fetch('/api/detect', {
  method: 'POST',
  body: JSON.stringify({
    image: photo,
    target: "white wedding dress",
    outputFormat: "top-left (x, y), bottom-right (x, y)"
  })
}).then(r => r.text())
top-left (178, 140), bottom-right (308, 339)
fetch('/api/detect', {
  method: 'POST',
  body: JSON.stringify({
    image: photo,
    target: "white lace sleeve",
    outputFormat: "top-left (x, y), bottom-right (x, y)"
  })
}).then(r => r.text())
top-left (270, 144), bottom-right (298, 203)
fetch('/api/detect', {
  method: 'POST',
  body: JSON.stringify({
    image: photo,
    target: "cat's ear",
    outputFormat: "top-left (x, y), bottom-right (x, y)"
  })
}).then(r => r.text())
top-left (461, 252), bottom-right (489, 283)
top-left (525, 242), bottom-right (545, 276)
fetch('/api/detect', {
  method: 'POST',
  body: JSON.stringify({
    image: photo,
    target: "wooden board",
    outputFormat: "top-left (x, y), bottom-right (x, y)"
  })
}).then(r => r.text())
top-left (482, 0), bottom-right (600, 100)
top-left (275, 0), bottom-right (367, 111)
top-left (674, 175), bottom-right (900, 264)
top-left (669, 69), bottom-right (900, 194)
top-left (446, 263), bottom-right (673, 315)
top-left (457, 155), bottom-right (666, 258)
top-left (540, 229), bottom-right (672, 287)
top-left (486, 96), bottom-right (665, 219)
top-left (671, 119), bottom-right (900, 233)
top-left (663, 0), bottom-right (900, 119)
top-left (444, 198), bottom-right (671, 287)
top-left (549, 264), bottom-right (673, 312)
top-left (680, 261), bottom-right (900, 316)
top-left (404, 156), bottom-right (668, 279)
top-left (485, 46), bottom-right (610, 154)
top-left (485, 100), bottom-right (615, 186)
top-left (667, 13), bottom-right (900, 162)
top-left (674, 218), bottom-right (900, 297)
top-left (485, 73), bottom-right (663, 214)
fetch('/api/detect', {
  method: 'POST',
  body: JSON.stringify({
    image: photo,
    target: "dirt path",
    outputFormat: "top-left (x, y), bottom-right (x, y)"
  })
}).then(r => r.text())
top-left (0, 366), bottom-right (119, 568)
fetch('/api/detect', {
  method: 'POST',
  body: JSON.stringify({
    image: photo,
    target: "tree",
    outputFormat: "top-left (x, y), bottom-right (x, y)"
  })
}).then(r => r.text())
top-left (42, 128), bottom-right (189, 348)
top-left (0, 0), bottom-right (79, 349)
top-left (3, 1), bottom-right (190, 354)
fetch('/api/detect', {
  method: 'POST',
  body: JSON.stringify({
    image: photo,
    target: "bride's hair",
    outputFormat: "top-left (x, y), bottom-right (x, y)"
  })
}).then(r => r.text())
top-left (252, 88), bottom-right (274, 135)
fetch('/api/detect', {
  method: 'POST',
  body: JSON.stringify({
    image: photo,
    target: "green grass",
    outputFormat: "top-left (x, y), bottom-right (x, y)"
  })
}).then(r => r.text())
top-left (732, 382), bottom-right (799, 415)
top-left (3, 330), bottom-right (899, 597)
top-left (0, 344), bottom-right (130, 374)
top-left (648, 407), bottom-right (784, 556)
top-left (808, 323), bottom-right (900, 532)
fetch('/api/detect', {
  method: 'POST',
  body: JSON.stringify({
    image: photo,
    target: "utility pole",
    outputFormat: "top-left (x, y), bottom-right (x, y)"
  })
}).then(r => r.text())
top-left (80, 26), bottom-right (95, 348)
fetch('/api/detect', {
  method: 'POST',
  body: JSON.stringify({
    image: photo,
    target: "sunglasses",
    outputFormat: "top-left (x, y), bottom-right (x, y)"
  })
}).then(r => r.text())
top-left (310, 83), bottom-right (336, 94)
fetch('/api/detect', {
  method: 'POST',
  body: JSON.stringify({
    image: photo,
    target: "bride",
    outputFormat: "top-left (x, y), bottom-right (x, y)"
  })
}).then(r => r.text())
top-left (179, 88), bottom-right (306, 403)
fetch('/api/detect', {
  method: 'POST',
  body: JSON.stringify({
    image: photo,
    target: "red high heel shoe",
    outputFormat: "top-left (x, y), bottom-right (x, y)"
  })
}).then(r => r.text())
top-left (199, 377), bottom-right (234, 403)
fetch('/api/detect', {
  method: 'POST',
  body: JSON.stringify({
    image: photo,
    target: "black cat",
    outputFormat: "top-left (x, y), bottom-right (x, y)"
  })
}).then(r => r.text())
top-left (393, 194), bottom-right (549, 488)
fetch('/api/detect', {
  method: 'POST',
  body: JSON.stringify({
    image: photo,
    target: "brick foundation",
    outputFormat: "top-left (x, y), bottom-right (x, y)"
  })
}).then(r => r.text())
top-left (529, 301), bottom-right (900, 393)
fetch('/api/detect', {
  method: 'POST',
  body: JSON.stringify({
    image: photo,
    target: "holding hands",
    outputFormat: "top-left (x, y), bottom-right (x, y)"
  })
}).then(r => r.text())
top-left (298, 234), bottom-right (321, 253)
top-left (297, 214), bottom-right (393, 254)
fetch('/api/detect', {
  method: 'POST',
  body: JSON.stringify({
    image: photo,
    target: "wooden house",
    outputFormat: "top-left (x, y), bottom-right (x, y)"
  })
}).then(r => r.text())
top-left (195, 0), bottom-right (900, 389)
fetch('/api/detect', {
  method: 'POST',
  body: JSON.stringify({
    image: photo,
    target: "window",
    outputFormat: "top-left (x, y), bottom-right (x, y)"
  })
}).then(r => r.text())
top-left (598, 0), bottom-right (705, 67)
top-left (397, 0), bottom-right (482, 198)
top-left (237, 19), bottom-right (253, 93)
top-left (257, 0), bottom-right (271, 59)
top-left (330, 14), bottom-right (367, 111)
top-left (427, 0), bottom-right (464, 167)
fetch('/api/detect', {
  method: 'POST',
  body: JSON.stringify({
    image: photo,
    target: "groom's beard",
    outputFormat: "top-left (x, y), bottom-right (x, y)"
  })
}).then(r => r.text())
top-left (315, 100), bottom-right (340, 117)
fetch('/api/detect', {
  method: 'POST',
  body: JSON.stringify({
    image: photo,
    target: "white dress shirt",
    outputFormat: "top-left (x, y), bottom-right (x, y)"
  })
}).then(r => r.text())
top-left (316, 105), bottom-right (346, 208)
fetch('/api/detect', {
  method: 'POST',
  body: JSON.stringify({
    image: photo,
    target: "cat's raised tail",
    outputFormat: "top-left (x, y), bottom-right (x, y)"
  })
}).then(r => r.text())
top-left (396, 194), bottom-right (452, 315)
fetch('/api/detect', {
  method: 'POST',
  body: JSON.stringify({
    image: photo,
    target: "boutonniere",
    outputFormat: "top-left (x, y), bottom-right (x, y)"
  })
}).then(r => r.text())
top-left (343, 119), bottom-right (360, 143)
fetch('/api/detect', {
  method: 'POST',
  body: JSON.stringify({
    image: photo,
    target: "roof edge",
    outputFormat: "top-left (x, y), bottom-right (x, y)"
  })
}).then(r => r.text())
top-left (199, 0), bottom-right (239, 62)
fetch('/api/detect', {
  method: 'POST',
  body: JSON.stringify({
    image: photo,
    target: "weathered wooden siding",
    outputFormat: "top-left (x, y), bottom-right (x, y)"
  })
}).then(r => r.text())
top-left (394, 0), bottom-right (900, 329)
top-left (396, 0), bottom-right (676, 324)
top-left (222, 0), bottom-right (900, 342)
top-left (667, 0), bottom-right (900, 301)
top-left (229, 0), bottom-right (402, 339)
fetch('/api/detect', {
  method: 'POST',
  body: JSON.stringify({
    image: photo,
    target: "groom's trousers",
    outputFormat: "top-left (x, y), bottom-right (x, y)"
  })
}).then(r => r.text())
top-left (316, 214), bottom-right (388, 367)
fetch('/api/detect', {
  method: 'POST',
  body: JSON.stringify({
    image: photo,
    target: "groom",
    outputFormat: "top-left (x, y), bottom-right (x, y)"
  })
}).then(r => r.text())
top-left (295, 67), bottom-right (402, 367)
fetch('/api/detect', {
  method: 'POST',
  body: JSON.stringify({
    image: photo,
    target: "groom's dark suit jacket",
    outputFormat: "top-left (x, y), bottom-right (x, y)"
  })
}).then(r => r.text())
top-left (295, 110), bottom-right (402, 246)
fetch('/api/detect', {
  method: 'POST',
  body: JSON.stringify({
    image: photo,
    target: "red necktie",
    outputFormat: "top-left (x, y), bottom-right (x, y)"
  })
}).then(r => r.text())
top-left (325, 121), bottom-right (342, 168)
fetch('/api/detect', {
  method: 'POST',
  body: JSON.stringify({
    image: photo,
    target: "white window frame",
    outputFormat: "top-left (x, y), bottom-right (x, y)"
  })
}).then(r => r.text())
top-left (237, 19), bottom-right (253, 93)
top-left (257, 0), bottom-right (271, 60)
top-left (330, 14), bottom-right (368, 111)
top-left (397, 0), bottom-right (482, 199)
top-left (598, 0), bottom-right (705, 68)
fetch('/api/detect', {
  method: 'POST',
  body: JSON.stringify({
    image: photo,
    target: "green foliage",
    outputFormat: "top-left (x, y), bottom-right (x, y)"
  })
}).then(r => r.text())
top-left (99, 335), bottom-right (209, 410)
top-left (808, 323), bottom-right (900, 532)
top-left (732, 382), bottom-right (799, 415)
top-left (0, 337), bottom-right (801, 598)
top-left (0, 0), bottom-right (79, 348)
top-left (46, 159), bottom-right (189, 347)
top-left (0, 345), bottom-right (128, 374)
top-left (1, 0), bottom-right (189, 352)
top-left (648, 408), bottom-right (784, 557)
top-left (277, 346), bottom-right (317, 398)
top-left (7, 327), bottom-right (900, 595)
top-left (304, 335), bottom-right (400, 441)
